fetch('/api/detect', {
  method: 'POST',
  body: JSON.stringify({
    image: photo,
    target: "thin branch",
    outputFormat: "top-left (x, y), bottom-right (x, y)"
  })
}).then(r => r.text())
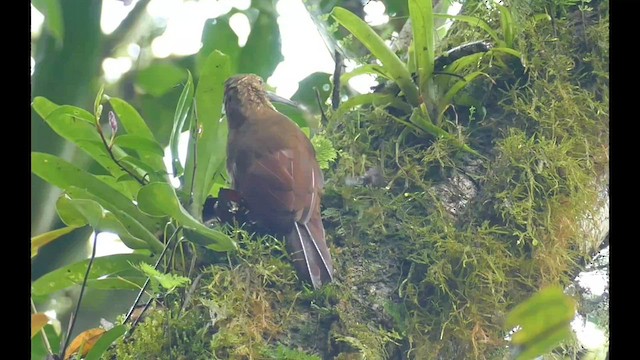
top-left (59, 232), bottom-right (99, 360)
top-left (95, 112), bottom-right (147, 185)
top-left (331, 49), bottom-right (343, 110)
top-left (31, 299), bottom-right (54, 355)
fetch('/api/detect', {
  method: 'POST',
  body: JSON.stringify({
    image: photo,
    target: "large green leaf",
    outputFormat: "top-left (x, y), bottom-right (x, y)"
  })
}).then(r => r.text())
top-left (137, 182), bottom-right (236, 251)
top-left (109, 97), bottom-right (168, 178)
top-left (136, 63), bottom-right (188, 97)
top-left (31, 152), bottom-right (163, 233)
top-left (56, 194), bottom-right (162, 251)
top-left (184, 50), bottom-right (231, 218)
top-left (330, 7), bottom-right (419, 106)
top-left (31, 253), bottom-right (156, 297)
top-left (409, 0), bottom-right (435, 97)
top-left (506, 286), bottom-right (576, 360)
top-left (238, 6), bottom-right (283, 79)
top-left (32, 99), bottom-right (128, 179)
top-left (197, 17), bottom-right (241, 74)
top-left (169, 71), bottom-right (194, 181)
top-left (113, 134), bottom-right (165, 157)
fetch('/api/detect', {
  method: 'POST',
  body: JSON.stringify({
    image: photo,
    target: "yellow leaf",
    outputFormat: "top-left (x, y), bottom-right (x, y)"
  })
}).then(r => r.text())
top-left (64, 328), bottom-right (106, 360)
top-left (31, 313), bottom-right (49, 338)
top-left (31, 226), bottom-right (80, 258)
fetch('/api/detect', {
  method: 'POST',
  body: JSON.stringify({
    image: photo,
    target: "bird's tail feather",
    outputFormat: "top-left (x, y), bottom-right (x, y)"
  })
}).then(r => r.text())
top-left (286, 221), bottom-right (333, 289)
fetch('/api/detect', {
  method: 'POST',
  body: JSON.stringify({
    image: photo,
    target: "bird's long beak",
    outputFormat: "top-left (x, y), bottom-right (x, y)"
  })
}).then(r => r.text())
top-left (267, 92), bottom-right (299, 108)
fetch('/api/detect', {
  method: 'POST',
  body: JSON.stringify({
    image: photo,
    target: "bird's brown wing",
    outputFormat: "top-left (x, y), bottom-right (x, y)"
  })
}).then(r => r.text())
top-left (236, 144), bottom-right (333, 288)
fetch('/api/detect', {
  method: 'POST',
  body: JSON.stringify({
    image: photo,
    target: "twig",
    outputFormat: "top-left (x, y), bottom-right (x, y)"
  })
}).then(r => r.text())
top-left (331, 49), bottom-right (343, 110)
top-left (59, 232), bottom-right (99, 360)
top-left (31, 299), bottom-right (53, 355)
top-left (123, 226), bottom-right (181, 325)
top-left (95, 112), bottom-right (147, 185)
top-left (315, 88), bottom-right (329, 125)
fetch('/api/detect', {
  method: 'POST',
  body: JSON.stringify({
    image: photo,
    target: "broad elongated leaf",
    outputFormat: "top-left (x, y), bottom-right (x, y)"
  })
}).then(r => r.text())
top-left (410, 0), bottom-right (435, 96)
top-left (197, 17), bottom-right (241, 74)
top-left (109, 97), bottom-right (168, 177)
top-left (84, 276), bottom-right (147, 291)
top-left (32, 100), bottom-right (129, 178)
top-left (341, 64), bottom-right (392, 86)
top-left (32, 152), bottom-right (162, 232)
top-left (184, 51), bottom-right (231, 219)
top-left (31, 225), bottom-right (82, 258)
top-left (56, 195), bottom-right (162, 251)
top-left (31, 253), bottom-right (156, 297)
top-left (434, 13), bottom-right (500, 44)
top-left (334, 93), bottom-right (412, 118)
top-left (506, 286), bottom-right (576, 360)
top-left (170, 71), bottom-right (194, 181)
top-left (137, 182), bottom-right (236, 251)
top-left (114, 134), bottom-right (165, 157)
top-left (84, 325), bottom-right (127, 360)
top-left (331, 7), bottom-right (419, 106)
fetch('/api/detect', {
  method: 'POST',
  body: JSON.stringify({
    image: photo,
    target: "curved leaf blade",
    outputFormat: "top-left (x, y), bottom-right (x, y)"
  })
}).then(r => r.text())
top-left (114, 134), bottom-right (165, 157)
top-left (31, 225), bottom-right (82, 258)
top-left (137, 182), bottom-right (236, 251)
top-left (31, 253), bottom-right (156, 297)
top-left (331, 7), bottom-right (419, 106)
top-left (184, 50), bottom-right (231, 218)
top-left (32, 152), bottom-right (163, 233)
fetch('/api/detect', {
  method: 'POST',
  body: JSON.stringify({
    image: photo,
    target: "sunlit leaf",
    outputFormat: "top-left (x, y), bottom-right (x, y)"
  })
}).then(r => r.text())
top-left (137, 182), bottom-right (236, 251)
top-left (31, 253), bottom-right (156, 297)
top-left (331, 7), bottom-right (419, 106)
top-left (409, 0), bottom-right (435, 95)
top-left (341, 64), bottom-right (392, 85)
top-left (31, 226), bottom-right (82, 259)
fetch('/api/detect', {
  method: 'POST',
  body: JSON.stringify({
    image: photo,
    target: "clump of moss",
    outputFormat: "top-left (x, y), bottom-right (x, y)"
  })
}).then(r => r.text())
top-left (318, 1), bottom-right (608, 359)
top-left (108, 228), bottom-right (337, 359)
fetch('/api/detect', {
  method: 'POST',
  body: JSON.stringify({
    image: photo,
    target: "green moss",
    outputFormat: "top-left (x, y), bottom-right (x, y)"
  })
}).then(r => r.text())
top-left (110, 1), bottom-right (607, 358)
